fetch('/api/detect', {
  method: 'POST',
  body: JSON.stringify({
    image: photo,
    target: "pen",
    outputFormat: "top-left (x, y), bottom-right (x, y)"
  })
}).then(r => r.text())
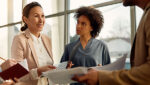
top-left (0, 57), bottom-right (6, 61)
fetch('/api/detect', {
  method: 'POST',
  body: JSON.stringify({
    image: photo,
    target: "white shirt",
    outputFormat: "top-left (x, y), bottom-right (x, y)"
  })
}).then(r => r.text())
top-left (30, 32), bottom-right (53, 80)
top-left (30, 33), bottom-right (53, 66)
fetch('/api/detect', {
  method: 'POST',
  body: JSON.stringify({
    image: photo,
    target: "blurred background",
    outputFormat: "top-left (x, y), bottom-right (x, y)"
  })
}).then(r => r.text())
top-left (0, 0), bottom-right (143, 69)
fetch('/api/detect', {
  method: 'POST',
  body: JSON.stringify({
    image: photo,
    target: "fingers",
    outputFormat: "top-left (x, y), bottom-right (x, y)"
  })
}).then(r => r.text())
top-left (14, 77), bottom-right (19, 83)
top-left (2, 79), bottom-right (14, 85)
top-left (88, 68), bottom-right (97, 72)
top-left (6, 59), bottom-right (17, 66)
top-left (1, 59), bottom-right (17, 71)
top-left (48, 65), bottom-right (56, 69)
top-left (72, 74), bottom-right (88, 83)
top-left (98, 64), bottom-right (102, 66)
top-left (66, 61), bottom-right (74, 69)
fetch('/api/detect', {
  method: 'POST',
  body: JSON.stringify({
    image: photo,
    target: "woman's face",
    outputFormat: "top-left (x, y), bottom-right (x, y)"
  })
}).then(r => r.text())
top-left (76, 15), bottom-right (93, 36)
top-left (24, 6), bottom-right (45, 33)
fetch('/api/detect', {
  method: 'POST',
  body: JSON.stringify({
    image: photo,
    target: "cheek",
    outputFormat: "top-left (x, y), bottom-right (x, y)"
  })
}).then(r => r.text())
top-left (43, 19), bottom-right (45, 23)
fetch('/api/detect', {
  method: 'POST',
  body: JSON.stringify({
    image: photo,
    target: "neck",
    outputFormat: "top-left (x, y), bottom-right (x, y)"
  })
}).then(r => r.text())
top-left (29, 30), bottom-right (40, 38)
top-left (80, 34), bottom-right (92, 43)
top-left (136, 0), bottom-right (150, 10)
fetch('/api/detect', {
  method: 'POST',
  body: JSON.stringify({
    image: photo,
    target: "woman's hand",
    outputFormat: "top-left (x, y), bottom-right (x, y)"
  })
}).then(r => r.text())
top-left (37, 65), bottom-right (56, 76)
top-left (66, 61), bottom-right (74, 69)
top-left (1, 59), bottom-right (17, 71)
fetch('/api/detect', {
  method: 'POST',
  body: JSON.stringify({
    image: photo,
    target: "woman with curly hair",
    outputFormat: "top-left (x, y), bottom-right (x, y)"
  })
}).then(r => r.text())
top-left (60, 6), bottom-right (111, 85)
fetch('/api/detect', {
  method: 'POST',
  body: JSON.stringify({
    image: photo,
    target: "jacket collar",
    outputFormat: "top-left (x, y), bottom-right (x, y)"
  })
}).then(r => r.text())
top-left (24, 29), bottom-right (39, 67)
top-left (23, 29), bottom-right (54, 66)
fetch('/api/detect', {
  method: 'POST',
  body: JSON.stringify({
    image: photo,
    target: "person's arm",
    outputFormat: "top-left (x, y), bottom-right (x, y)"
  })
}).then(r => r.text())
top-left (11, 35), bottom-right (25, 62)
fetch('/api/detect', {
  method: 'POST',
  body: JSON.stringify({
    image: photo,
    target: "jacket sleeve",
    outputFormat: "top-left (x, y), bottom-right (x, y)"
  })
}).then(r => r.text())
top-left (11, 35), bottom-right (25, 62)
top-left (11, 35), bottom-right (39, 81)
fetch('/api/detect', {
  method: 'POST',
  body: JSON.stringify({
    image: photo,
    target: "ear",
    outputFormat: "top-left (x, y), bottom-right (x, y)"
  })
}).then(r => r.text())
top-left (22, 16), bottom-right (28, 24)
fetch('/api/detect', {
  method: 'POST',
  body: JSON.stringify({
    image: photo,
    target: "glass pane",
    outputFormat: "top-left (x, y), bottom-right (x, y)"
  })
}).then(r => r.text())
top-left (136, 7), bottom-right (143, 29)
top-left (0, 0), bottom-right (7, 25)
top-left (0, 24), bottom-right (21, 64)
top-left (98, 4), bottom-right (131, 56)
top-left (13, 0), bottom-right (22, 22)
top-left (27, 0), bottom-right (65, 16)
top-left (69, 0), bottom-right (113, 10)
top-left (69, 13), bottom-right (78, 43)
top-left (46, 16), bottom-right (64, 65)
top-left (0, 27), bottom-right (8, 64)
top-left (99, 4), bottom-right (131, 69)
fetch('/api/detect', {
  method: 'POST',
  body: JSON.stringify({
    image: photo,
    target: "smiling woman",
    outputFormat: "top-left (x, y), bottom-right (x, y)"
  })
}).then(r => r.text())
top-left (11, 2), bottom-right (55, 85)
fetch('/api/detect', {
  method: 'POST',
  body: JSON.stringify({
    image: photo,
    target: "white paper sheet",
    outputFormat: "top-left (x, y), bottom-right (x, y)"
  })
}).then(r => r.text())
top-left (91, 55), bottom-right (127, 71)
top-left (43, 55), bottom-right (127, 84)
top-left (42, 67), bottom-right (88, 84)
top-left (56, 61), bottom-right (68, 70)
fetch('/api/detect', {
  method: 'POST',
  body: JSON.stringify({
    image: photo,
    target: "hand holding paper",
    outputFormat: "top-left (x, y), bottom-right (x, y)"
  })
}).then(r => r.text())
top-left (72, 69), bottom-right (99, 85)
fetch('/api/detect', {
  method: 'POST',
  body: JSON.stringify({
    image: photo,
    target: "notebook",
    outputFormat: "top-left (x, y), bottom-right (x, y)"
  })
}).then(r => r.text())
top-left (0, 63), bottom-right (29, 81)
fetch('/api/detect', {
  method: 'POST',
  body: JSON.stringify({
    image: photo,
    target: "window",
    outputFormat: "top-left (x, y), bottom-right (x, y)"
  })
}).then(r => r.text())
top-left (69, 0), bottom-right (113, 10)
top-left (46, 16), bottom-right (64, 64)
top-left (0, 0), bottom-right (7, 25)
top-left (98, 4), bottom-right (131, 69)
top-left (0, 0), bottom-right (138, 67)
top-left (136, 7), bottom-right (143, 28)
top-left (27, 0), bottom-right (65, 16)
top-left (13, 0), bottom-right (22, 22)
top-left (0, 27), bottom-right (8, 63)
top-left (0, 24), bottom-right (21, 64)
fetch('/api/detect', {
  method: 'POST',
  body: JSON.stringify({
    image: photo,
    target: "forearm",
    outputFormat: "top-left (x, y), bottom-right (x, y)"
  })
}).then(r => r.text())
top-left (99, 62), bottom-right (150, 85)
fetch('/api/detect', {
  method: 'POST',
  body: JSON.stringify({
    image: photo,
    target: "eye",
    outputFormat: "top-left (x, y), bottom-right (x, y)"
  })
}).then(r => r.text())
top-left (34, 14), bottom-right (38, 17)
top-left (42, 14), bottom-right (45, 18)
top-left (81, 22), bottom-right (86, 26)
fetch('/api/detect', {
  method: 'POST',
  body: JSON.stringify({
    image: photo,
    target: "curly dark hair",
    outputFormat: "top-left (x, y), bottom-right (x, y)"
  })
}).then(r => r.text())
top-left (21, 2), bottom-right (42, 31)
top-left (74, 6), bottom-right (104, 38)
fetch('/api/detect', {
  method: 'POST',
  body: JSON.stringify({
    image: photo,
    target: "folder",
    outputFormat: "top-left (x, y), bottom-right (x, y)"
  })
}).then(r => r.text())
top-left (0, 63), bottom-right (29, 80)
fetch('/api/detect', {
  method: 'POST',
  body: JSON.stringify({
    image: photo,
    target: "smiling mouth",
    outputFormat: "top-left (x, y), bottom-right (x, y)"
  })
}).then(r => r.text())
top-left (37, 24), bottom-right (43, 27)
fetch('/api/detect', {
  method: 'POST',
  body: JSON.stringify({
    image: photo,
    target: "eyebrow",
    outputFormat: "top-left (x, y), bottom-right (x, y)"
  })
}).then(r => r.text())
top-left (33, 13), bottom-right (44, 15)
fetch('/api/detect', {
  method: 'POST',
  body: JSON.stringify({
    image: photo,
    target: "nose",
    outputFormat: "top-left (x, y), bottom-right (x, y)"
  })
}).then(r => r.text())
top-left (76, 23), bottom-right (81, 28)
top-left (39, 16), bottom-right (43, 23)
